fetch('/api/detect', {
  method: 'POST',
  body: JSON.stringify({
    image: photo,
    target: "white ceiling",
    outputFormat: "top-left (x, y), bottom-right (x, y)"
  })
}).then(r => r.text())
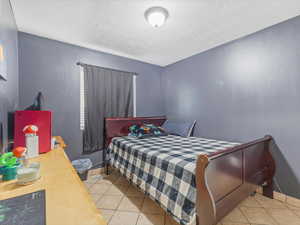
top-left (10, 0), bottom-right (300, 66)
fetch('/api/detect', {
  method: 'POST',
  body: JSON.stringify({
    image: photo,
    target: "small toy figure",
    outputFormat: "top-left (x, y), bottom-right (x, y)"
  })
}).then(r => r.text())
top-left (23, 125), bottom-right (38, 134)
top-left (12, 146), bottom-right (28, 167)
top-left (0, 152), bottom-right (19, 181)
top-left (12, 146), bottom-right (27, 158)
top-left (0, 152), bottom-right (17, 168)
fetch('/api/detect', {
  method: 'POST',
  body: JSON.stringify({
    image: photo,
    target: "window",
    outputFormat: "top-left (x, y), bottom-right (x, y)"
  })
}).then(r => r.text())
top-left (80, 67), bottom-right (137, 131)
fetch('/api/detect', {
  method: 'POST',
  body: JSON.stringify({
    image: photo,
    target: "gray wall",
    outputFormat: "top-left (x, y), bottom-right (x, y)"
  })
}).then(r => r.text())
top-left (162, 16), bottom-right (300, 198)
top-left (18, 32), bottom-right (164, 165)
top-left (0, 0), bottom-right (19, 151)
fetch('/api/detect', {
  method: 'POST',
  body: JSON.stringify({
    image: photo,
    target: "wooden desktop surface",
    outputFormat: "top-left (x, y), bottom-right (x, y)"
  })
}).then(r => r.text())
top-left (0, 137), bottom-right (107, 225)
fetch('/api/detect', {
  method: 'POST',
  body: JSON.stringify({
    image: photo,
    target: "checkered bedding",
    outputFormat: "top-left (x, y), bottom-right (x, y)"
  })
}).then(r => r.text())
top-left (108, 135), bottom-right (239, 225)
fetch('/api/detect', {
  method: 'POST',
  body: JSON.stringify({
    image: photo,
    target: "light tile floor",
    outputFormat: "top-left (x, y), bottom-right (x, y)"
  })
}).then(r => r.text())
top-left (84, 171), bottom-right (300, 225)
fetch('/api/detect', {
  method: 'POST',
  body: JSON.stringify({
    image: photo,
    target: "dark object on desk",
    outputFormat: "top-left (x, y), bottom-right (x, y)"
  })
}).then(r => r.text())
top-left (0, 122), bottom-right (3, 153)
top-left (25, 92), bottom-right (44, 111)
top-left (7, 112), bottom-right (15, 145)
top-left (0, 190), bottom-right (46, 225)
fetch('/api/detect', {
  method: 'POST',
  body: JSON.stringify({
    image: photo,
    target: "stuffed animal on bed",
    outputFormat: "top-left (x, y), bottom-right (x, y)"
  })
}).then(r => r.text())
top-left (129, 124), bottom-right (168, 139)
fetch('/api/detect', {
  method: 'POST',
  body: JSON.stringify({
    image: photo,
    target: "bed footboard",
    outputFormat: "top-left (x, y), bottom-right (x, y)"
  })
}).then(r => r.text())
top-left (195, 135), bottom-right (275, 225)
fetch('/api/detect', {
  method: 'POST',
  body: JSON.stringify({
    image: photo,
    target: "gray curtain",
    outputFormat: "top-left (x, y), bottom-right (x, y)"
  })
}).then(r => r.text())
top-left (83, 64), bottom-right (134, 153)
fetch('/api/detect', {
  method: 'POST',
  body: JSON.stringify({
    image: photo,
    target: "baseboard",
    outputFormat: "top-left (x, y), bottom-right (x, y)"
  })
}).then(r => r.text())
top-left (256, 187), bottom-right (300, 207)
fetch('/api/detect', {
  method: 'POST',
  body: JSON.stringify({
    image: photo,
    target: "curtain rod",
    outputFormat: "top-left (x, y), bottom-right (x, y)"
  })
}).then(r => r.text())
top-left (76, 62), bottom-right (139, 76)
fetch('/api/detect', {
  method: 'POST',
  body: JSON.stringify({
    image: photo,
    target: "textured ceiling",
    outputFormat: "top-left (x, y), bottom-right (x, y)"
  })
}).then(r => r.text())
top-left (10, 0), bottom-right (300, 66)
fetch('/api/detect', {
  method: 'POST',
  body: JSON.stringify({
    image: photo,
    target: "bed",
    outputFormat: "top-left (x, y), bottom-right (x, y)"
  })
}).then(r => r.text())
top-left (105, 116), bottom-right (276, 225)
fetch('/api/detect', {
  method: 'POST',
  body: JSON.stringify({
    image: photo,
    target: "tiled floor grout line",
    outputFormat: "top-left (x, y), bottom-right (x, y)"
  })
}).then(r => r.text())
top-left (238, 204), bottom-right (251, 224)
top-left (108, 210), bottom-right (116, 224)
top-left (117, 187), bottom-right (143, 225)
top-left (258, 201), bottom-right (282, 225)
top-left (290, 209), bottom-right (300, 220)
top-left (264, 210), bottom-right (280, 225)
top-left (134, 213), bottom-right (141, 225)
top-left (100, 178), bottom-right (126, 225)
top-left (295, 211), bottom-right (300, 220)
top-left (88, 177), bottom-right (118, 225)
top-left (251, 194), bottom-right (263, 208)
top-left (102, 208), bottom-right (116, 224)
top-left (253, 193), bottom-right (291, 225)
top-left (108, 195), bottom-right (125, 225)
top-left (284, 202), bottom-right (300, 221)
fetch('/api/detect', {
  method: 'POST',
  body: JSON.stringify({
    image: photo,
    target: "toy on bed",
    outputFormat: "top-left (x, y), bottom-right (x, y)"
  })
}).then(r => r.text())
top-left (129, 124), bottom-right (167, 139)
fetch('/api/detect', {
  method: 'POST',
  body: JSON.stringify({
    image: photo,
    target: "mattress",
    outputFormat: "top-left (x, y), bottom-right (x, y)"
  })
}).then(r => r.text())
top-left (108, 135), bottom-right (239, 225)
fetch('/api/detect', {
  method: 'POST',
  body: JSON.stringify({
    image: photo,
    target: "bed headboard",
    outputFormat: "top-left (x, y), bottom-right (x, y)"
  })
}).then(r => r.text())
top-left (105, 116), bottom-right (167, 147)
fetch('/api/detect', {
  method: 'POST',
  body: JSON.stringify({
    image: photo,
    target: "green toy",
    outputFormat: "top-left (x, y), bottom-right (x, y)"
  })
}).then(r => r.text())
top-left (0, 152), bottom-right (19, 181)
top-left (0, 152), bottom-right (17, 167)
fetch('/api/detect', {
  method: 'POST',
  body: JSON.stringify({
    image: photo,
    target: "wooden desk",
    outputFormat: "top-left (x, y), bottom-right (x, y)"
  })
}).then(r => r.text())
top-left (0, 137), bottom-right (107, 225)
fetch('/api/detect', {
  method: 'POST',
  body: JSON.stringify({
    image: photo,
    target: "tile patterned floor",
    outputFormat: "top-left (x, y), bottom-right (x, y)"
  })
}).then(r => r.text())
top-left (84, 171), bottom-right (300, 225)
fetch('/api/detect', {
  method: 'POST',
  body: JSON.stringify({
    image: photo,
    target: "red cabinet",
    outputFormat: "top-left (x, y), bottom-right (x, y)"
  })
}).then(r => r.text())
top-left (14, 111), bottom-right (52, 154)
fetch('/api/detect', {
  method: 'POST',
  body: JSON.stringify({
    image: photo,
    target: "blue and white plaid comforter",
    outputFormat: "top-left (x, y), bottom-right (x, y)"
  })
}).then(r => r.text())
top-left (108, 135), bottom-right (239, 225)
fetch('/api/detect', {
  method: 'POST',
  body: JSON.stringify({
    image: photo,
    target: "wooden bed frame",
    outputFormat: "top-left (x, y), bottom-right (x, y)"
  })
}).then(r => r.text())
top-left (105, 116), bottom-right (276, 225)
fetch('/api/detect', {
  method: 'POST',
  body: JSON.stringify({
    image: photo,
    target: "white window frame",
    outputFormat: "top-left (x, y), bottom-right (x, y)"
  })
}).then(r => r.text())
top-left (80, 68), bottom-right (137, 130)
top-left (133, 75), bottom-right (137, 117)
top-left (80, 67), bottom-right (85, 130)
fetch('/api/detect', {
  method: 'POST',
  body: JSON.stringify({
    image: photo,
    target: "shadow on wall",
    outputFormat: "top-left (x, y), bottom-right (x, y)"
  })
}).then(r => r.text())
top-left (271, 139), bottom-right (300, 199)
top-left (0, 94), bottom-right (16, 152)
top-left (0, 95), bottom-right (9, 151)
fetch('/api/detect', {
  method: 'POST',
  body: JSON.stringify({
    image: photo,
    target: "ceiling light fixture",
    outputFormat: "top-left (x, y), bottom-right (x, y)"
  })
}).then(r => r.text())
top-left (144, 7), bottom-right (169, 28)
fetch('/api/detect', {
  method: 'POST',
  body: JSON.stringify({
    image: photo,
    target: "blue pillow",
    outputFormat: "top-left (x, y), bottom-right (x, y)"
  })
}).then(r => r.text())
top-left (161, 120), bottom-right (196, 137)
